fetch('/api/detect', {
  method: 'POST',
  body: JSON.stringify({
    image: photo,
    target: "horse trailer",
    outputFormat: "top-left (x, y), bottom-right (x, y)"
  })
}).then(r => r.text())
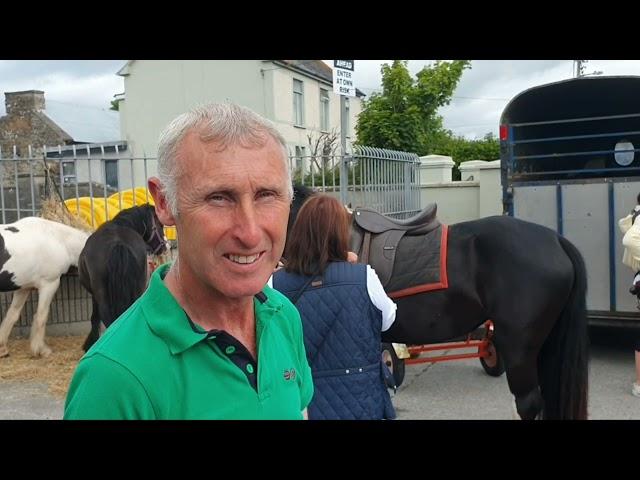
top-left (500, 75), bottom-right (640, 328)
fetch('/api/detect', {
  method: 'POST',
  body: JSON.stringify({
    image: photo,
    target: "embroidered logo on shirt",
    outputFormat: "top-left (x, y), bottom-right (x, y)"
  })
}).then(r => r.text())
top-left (283, 368), bottom-right (297, 381)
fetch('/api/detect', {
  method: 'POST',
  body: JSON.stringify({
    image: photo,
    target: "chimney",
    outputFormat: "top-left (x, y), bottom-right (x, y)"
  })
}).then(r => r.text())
top-left (5, 90), bottom-right (45, 115)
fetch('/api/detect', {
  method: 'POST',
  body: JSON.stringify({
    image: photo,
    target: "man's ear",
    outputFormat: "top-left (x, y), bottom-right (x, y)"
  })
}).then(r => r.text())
top-left (148, 177), bottom-right (176, 227)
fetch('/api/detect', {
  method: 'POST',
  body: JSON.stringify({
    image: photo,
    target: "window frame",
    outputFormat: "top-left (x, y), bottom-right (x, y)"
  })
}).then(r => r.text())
top-left (320, 88), bottom-right (330, 132)
top-left (104, 159), bottom-right (119, 190)
top-left (293, 79), bottom-right (305, 128)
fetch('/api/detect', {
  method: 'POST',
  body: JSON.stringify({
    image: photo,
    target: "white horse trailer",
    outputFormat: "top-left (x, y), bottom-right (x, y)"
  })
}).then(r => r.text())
top-left (500, 75), bottom-right (640, 328)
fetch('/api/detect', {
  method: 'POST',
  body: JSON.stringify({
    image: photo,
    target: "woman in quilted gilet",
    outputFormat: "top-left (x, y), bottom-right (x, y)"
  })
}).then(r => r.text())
top-left (273, 194), bottom-right (397, 419)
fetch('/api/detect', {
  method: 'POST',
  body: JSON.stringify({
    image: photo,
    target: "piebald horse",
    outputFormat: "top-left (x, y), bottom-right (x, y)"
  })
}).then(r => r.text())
top-left (0, 217), bottom-right (89, 357)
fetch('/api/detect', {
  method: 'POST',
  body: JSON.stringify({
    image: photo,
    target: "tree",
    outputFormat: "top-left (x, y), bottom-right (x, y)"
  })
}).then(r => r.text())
top-left (290, 130), bottom-right (341, 186)
top-left (110, 100), bottom-right (119, 111)
top-left (356, 60), bottom-right (471, 155)
top-left (307, 128), bottom-right (340, 175)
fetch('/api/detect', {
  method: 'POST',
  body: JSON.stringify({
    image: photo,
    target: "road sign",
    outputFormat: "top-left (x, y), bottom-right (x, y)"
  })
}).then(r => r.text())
top-left (333, 60), bottom-right (355, 97)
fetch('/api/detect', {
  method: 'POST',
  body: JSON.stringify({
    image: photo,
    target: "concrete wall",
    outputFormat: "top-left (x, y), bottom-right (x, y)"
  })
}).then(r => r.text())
top-left (418, 156), bottom-right (501, 224)
top-left (3, 274), bottom-right (92, 339)
top-left (119, 60), bottom-right (266, 162)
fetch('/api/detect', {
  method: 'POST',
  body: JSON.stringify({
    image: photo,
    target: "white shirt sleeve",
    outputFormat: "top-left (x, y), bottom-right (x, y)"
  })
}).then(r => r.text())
top-left (366, 265), bottom-right (397, 332)
top-left (267, 274), bottom-right (273, 288)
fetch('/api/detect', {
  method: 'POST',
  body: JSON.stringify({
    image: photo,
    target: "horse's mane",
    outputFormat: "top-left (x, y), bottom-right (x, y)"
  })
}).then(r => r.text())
top-left (293, 184), bottom-right (315, 203)
top-left (110, 204), bottom-right (155, 232)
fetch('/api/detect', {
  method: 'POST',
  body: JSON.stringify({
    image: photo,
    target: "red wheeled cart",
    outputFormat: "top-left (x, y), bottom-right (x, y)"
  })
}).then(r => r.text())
top-left (381, 320), bottom-right (504, 388)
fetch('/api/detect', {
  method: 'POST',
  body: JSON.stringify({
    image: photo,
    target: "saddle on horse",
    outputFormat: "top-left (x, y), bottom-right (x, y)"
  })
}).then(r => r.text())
top-left (353, 204), bottom-right (448, 298)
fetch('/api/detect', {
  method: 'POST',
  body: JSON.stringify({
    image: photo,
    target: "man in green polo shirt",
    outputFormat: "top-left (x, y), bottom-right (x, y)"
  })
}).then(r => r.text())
top-left (64, 103), bottom-right (313, 419)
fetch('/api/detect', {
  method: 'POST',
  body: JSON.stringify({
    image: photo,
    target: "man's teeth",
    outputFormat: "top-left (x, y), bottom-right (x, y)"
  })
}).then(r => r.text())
top-left (228, 253), bottom-right (260, 264)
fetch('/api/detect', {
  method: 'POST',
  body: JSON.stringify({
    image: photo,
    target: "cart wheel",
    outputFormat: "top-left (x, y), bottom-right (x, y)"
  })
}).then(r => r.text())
top-left (480, 341), bottom-right (505, 377)
top-left (382, 343), bottom-right (406, 388)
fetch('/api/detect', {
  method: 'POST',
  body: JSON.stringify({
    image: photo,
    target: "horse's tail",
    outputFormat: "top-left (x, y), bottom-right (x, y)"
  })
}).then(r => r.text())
top-left (100, 244), bottom-right (147, 328)
top-left (538, 235), bottom-right (589, 419)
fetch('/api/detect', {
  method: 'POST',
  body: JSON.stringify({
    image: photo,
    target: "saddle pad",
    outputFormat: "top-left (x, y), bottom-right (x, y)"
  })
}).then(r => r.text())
top-left (384, 224), bottom-right (449, 299)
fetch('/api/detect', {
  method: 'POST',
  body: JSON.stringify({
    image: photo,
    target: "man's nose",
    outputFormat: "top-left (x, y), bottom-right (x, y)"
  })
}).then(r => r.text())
top-left (233, 200), bottom-right (261, 248)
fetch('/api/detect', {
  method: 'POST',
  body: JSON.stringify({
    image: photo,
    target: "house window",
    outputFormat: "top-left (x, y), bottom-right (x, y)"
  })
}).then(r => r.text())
top-left (320, 88), bottom-right (330, 132)
top-left (293, 79), bottom-right (304, 127)
top-left (295, 146), bottom-right (306, 171)
top-left (345, 97), bottom-right (350, 138)
top-left (105, 160), bottom-right (119, 189)
top-left (292, 145), bottom-right (306, 183)
top-left (61, 161), bottom-right (77, 184)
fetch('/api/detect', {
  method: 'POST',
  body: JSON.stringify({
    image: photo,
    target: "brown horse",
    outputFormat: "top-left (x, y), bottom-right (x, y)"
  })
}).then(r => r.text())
top-left (78, 204), bottom-right (168, 351)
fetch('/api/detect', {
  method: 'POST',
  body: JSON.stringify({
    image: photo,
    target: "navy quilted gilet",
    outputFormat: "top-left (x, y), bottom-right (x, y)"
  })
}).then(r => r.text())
top-left (273, 261), bottom-right (396, 420)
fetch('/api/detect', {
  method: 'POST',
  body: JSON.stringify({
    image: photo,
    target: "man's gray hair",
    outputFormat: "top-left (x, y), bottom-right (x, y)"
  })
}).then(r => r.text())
top-left (157, 102), bottom-right (293, 215)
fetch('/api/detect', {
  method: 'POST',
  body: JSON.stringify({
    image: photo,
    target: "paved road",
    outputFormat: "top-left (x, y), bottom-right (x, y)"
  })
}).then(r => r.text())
top-left (0, 381), bottom-right (65, 420)
top-left (0, 327), bottom-right (637, 420)
top-left (392, 326), bottom-right (640, 419)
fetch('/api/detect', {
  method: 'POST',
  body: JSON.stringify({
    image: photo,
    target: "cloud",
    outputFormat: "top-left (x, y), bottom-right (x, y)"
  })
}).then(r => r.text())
top-left (4, 60), bottom-right (640, 142)
top-left (337, 60), bottom-right (640, 140)
top-left (0, 60), bottom-right (124, 115)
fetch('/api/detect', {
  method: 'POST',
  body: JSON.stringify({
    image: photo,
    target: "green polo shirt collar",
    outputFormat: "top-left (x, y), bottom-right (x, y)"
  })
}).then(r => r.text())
top-left (141, 264), bottom-right (285, 355)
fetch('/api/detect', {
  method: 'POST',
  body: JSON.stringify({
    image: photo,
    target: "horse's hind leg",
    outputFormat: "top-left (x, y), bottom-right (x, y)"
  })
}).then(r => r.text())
top-left (493, 334), bottom-right (544, 420)
top-left (0, 289), bottom-right (31, 357)
top-left (82, 297), bottom-right (101, 352)
top-left (29, 278), bottom-right (60, 358)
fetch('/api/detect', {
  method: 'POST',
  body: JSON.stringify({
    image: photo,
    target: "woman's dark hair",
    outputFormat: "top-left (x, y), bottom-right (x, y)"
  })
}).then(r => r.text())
top-left (636, 192), bottom-right (640, 204)
top-left (284, 194), bottom-right (350, 276)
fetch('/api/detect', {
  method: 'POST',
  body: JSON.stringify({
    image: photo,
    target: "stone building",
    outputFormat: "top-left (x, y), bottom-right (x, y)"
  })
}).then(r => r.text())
top-left (0, 90), bottom-right (121, 220)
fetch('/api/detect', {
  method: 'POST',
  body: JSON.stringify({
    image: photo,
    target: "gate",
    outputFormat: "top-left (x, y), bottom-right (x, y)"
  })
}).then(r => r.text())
top-left (0, 142), bottom-right (420, 328)
top-left (289, 145), bottom-right (421, 219)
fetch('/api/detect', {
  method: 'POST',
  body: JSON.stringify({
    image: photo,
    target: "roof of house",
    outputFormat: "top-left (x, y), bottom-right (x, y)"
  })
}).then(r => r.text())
top-left (44, 100), bottom-right (120, 144)
top-left (279, 60), bottom-right (334, 83)
top-left (277, 60), bottom-right (366, 97)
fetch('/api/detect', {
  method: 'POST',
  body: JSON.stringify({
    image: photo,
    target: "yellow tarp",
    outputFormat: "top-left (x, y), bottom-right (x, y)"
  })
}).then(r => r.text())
top-left (65, 187), bottom-right (177, 240)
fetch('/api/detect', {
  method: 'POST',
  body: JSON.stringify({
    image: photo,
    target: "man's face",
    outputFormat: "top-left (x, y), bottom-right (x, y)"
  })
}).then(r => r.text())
top-left (169, 132), bottom-right (290, 300)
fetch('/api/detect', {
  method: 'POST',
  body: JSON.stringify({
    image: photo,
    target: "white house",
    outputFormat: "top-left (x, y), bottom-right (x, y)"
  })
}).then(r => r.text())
top-left (115, 60), bottom-right (365, 180)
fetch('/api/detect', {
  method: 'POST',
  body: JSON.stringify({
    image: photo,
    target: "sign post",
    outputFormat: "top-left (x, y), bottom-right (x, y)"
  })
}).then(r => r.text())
top-left (333, 60), bottom-right (355, 205)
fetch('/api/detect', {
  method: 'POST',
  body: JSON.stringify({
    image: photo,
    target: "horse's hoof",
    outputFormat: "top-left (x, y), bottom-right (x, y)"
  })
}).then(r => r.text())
top-left (0, 346), bottom-right (9, 358)
top-left (31, 345), bottom-right (52, 358)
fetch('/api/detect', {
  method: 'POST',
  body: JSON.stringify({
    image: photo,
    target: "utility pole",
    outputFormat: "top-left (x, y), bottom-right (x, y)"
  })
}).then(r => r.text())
top-left (333, 60), bottom-right (356, 206)
top-left (340, 95), bottom-right (348, 205)
top-left (574, 60), bottom-right (603, 78)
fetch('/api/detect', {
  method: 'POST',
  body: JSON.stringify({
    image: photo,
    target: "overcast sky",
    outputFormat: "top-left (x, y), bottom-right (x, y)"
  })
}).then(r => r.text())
top-left (347, 60), bottom-right (640, 139)
top-left (2, 60), bottom-right (640, 140)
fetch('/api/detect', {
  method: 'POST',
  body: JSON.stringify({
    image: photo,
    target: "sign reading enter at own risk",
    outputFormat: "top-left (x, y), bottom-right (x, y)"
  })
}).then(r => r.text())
top-left (333, 60), bottom-right (355, 97)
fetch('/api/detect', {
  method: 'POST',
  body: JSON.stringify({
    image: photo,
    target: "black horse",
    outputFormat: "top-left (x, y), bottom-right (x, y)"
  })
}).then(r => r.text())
top-left (288, 186), bottom-right (589, 420)
top-left (78, 204), bottom-right (168, 351)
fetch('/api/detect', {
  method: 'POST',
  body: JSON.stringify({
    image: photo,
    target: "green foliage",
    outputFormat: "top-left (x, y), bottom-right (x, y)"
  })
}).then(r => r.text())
top-left (356, 60), bottom-right (471, 155)
top-left (294, 163), bottom-right (361, 187)
top-left (432, 132), bottom-right (500, 180)
top-left (110, 100), bottom-right (119, 111)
